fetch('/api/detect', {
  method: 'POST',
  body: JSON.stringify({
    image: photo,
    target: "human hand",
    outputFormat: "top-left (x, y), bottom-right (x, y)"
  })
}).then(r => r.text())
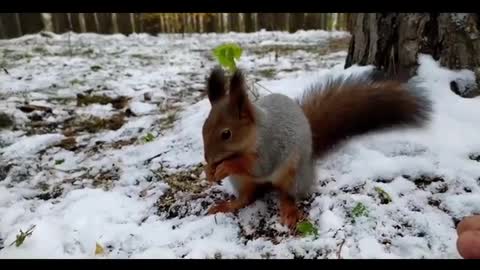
top-left (456, 215), bottom-right (480, 259)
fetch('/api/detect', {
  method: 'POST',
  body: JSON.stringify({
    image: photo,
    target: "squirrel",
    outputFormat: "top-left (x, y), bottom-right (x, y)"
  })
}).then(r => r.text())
top-left (202, 66), bottom-right (432, 229)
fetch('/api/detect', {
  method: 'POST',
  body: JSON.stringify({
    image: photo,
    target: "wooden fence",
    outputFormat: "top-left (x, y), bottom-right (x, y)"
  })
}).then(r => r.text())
top-left (0, 13), bottom-right (350, 39)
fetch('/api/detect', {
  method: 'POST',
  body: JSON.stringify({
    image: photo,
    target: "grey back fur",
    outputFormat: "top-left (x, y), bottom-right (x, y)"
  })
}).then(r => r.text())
top-left (231, 93), bottom-right (315, 199)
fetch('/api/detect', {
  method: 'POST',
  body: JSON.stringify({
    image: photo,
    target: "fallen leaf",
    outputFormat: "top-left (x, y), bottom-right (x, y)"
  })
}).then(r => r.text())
top-left (95, 242), bottom-right (105, 255)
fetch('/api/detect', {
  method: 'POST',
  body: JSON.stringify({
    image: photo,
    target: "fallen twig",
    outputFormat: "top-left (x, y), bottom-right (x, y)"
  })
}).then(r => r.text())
top-left (254, 81), bottom-right (273, 94)
top-left (139, 182), bottom-right (155, 198)
top-left (17, 104), bottom-right (53, 114)
top-left (336, 239), bottom-right (346, 259)
top-left (144, 150), bottom-right (169, 165)
top-left (47, 166), bottom-right (86, 174)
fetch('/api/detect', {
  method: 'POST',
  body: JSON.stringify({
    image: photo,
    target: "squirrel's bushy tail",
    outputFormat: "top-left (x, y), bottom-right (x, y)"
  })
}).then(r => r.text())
top-left (298, 70), bottom-right (433, 158)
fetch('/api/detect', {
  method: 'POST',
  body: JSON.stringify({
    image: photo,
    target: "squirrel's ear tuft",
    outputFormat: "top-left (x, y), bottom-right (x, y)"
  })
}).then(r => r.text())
top-left (206, 66), bottom-right (227, 104)
top-left (230, 68), bottom-right (246, 92)
top-left (229, 69), bottom-right (255, 121)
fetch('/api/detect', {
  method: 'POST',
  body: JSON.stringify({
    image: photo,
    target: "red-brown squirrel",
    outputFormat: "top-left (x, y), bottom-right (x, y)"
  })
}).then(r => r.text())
top-left (202, 67), bottom-right (432, 229)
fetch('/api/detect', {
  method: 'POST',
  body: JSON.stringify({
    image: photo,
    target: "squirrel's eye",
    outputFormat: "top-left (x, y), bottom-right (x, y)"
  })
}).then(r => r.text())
top-left (221, 129), bottom-right (232, 140)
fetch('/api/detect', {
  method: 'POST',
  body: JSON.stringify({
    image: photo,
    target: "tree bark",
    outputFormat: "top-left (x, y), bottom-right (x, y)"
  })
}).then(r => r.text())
top-left (345, 13), bottom-right (480, 97)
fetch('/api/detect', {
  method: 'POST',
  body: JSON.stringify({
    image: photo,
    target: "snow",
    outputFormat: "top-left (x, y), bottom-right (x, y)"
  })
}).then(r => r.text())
top-left (1, 30), bottom-right (479, 259)
top-left (357, 237), bottom-right (396, 258)
top-left (77, 104), bottom-right (114, 118)
top-left (1, 133), bottom-right (65, 159)
top-left (128, 101), bottom-right (157, 115)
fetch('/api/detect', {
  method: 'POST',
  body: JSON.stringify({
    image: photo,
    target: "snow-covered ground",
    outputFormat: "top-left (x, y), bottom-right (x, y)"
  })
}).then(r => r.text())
top-left (1, 30), bottom-right (479, 259)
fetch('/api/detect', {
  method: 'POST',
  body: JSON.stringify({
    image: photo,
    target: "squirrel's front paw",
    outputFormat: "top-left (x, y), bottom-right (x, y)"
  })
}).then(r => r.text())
top-left (279, 199), bottom-right (303, 229)
top-left (207, 201), bottom-right (234, 214)
top-left (280, 208), bottom-right (301, 229)
top-left (205, 164), bottom-right (217, 183)
top-left (213, 162), bottom-right (230, 181)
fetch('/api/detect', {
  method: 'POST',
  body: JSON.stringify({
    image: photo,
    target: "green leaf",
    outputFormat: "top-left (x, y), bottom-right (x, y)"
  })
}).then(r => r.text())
top-left (212, 43), bottom-right (243, 72)
top-left (296, 220), bottom-right (318, 237)
top-left (142, 133), bottom-right (155, 143)
top-left (70, 79), bottom-right (84, 85)
top-left (352, 202), bottom-right (368, 218)
top-left (55, 159), bottom-right (65, 165)
top-left (95, 242), bottom-right (105, 256)
top-left (10, 225), bottom-right (36, 247)
top-left (374, 186), bottom-right (392, 204)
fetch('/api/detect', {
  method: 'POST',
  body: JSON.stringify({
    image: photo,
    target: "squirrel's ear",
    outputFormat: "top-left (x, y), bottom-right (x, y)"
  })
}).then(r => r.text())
top-left (229, 69), bottom-right (255, 121)
top-left (206, 66), bottom-right (227, 104)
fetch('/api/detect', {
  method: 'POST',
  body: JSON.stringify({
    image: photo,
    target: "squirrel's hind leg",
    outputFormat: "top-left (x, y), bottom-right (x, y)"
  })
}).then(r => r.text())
top-left (272, 153), bottom-right (304, 229)
top-left (278, 193), bottom-right (303, 229)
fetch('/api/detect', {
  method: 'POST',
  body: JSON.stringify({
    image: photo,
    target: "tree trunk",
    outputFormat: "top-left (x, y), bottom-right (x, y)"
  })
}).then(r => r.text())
top-left (19, 13), bottom-right (44, 34)
top-left (238, 13), bottom-right (245, 32)
top-left (78, 13), bottom-right (87, 33)
top-left (0, 16), bottom-right (6, 39)
top-left (346, 13), bottom-right (353, 32)
top-left (0, 13), bottom-right (22, 38)
top-left (205, 14), bottom-right (216, 33)
top-left (321, 13), bottom-right (328, 30)
top-left (134, 13), bottom-right (143, 33)
top-left (244, 13), bottom-right (254, 32)
top-left (345, 13), bottom-right (480, 97)
top-left (116, 13), bottom-right (133, 35)
top-left (96, 13), bottom-right (114, 34)
top-left (83, 13), bottom-right (98, 32)
top-left (304, 13), bottom-right (318, 29)
top-left (318, 14), bottom-right (325, 29)
top-left (290, 13), bottom-right (305, 32)
top-left (111, 13), bottom-right (119, 33)
top-left (69, 13), bottom-right (83, 33)
top-left (52, 13), bottom-right (70, 33)
top-left (258, 13), bottom-right (274, 31)
top-left (198, 14), bottom-right (203, 33)
top-left (229, 13), bottom-right (239, 32)
top-left (252, 13), bottom-right (258, 32)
